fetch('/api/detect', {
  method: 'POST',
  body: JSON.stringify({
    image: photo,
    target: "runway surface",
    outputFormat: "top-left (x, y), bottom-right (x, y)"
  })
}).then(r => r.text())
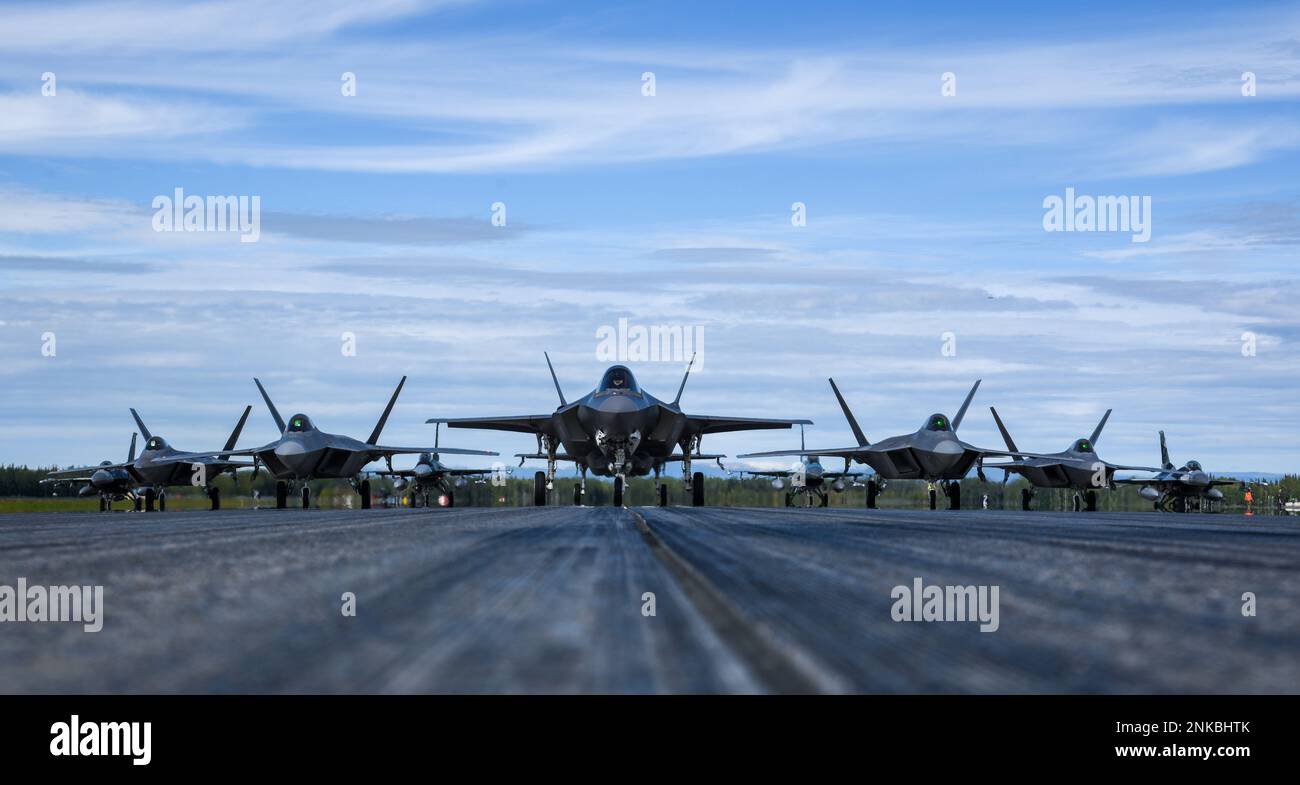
top-left (1, 506), bottom-right (1297, 694)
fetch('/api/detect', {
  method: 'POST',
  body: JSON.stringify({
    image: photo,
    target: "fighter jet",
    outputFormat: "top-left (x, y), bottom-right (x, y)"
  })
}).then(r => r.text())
top-left (429, 353), bottom-right (811, 507)
top-left (43, 406), bottom-right (254, 511)
top-left (43, 434), bottom-right (141, 511)
top-left (726, 427), bottom-right (864, 507)
top-left (982, 407), bottom-right (1162, 512)
top-left (739, 378), bottom-right (1025, 510)
top-left (229, 376), bottom-right (497, 509)
top-left (1114, 431), bottom-right (1238, 512)
top-left (366, 423), bottom-right (507, 508)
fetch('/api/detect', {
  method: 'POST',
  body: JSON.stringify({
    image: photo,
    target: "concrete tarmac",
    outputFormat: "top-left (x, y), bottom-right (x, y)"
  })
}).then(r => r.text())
top-left (0, 506), bottom-right (1295, 693)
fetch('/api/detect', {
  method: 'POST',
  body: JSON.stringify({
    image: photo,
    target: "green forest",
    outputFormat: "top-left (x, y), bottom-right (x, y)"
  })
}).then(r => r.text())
top-left (4, 463), bottom-right (1298, 515)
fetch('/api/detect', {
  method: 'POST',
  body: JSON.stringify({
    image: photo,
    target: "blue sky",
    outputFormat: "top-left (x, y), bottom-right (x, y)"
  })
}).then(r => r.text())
top-left (1, 0), bottom-right (1298, 473)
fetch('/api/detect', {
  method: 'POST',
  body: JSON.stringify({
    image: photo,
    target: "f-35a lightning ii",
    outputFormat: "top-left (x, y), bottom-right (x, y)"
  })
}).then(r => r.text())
top-left (983, 407), bottom-right (1161, 512)
top-left (1114, 431), bottom-right (1238, 512)
top-left (43, 406), bottom-right (254, 512)
top-left (227, 376), bottom-right (496, 509)
top-left (430, 354), bottom-right (811, 507)
top-left (740, 378), bottom-right (1027, 510)
top-left (726, 426), bottom-right (865, 507)
top-left (366, 423), bottom-right (507, 508)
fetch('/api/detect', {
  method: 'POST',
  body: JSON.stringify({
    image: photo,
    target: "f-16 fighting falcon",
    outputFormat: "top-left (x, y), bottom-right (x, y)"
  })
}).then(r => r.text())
top-left (983, 407), bottom-right (1162, 512)
top-left (740, 378), bottom-right (1027, 510)
top-left (366, 423), bottom-right (507, 508)
top-left (43, 406), bottom-right (254, 512)
top-left (43, 434), bottom-right (141, 512)
top-left (226, 376), bottom-right (497, 510)
top-left (726, 426), bottom-right (864, 507)
top-left (429, 353), bottom-right (811, 507)
top-left (1114, 430), bottom-right (1238, 512)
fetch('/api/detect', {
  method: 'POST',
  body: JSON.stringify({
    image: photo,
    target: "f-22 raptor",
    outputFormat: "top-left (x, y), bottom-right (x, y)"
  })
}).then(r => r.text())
top-left (430, 354), bottom-right (811, 507)
top-left (740, 378), bottom-right (1027, 510)
top-left (44, 407), bottom-right (253, 511)
top-left (225, 376), bottom-right (496, 509)
top-left (984, 407), bottom-right (1161, 512)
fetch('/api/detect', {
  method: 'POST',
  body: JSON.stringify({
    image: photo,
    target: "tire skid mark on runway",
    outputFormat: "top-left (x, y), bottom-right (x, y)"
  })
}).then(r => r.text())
top-left (631, 510), bottom-right (848, 694)
top-left (640, 506), bottom-right (1300, 692)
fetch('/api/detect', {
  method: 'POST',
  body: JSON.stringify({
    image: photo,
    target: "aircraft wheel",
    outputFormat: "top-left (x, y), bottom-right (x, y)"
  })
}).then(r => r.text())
top-left (360, 480), bottom-right (372, 510)
top-left (1085, 489), bottom-right (1098, 512)
top-left (691, 472), bottom-right (705, 507)
top-left (658, 484), bottom-right (667, 507)
top-left (1021, 488), bottom-right (1032, 511)
top-left (132, 496), bottom-right (141, 512)
top-left (276, 481), bottom-right (288, 509)
top-left (158, 492), bottom-right (166, 513)
top-left (300, 485), bottom-right (310, 509)
top-left (533, 471), bottom-right (547, 507)
top-left (446, 491), bottom-right (454, 508)
top-left (866, 480), bottom-right (878, 509)
top-left (785, 492), bottom-right (793, 507)
top-left (928, 487), bottom-right (938, 510)
top-left (145, 488), bottom-right (156, 513)
top-left (1173, 497), bottom-right (1187, 513)
top-left (209, 486), bottom-right (221, 511)
top-left (819, 493), bottom-right (829, 508)
top-left (613, 476), bottom-right (624, 507)
top-left (1071, 493), bottom-right (1081, 512)
top-left (574, 483), bottom-right (583, 506)
top-left (947, 482), bottom-right (961, 510)
top-left (101, 497), bottom-right (108, 513)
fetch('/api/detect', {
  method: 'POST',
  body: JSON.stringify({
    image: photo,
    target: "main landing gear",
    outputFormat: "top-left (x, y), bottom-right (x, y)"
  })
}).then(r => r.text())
top-left (946, 481), bottom-right (961, 510)
top-left (1021, 488), bottom-right (1034, 511)
top-left (613, 475), bottom-right (625, 507)
top-left (866, 480), bottom-right (880, 509)
top-left (534, 471), bottom-right (547, 507)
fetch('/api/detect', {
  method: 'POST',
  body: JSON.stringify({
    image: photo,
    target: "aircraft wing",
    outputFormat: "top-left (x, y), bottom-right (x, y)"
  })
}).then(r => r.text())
top-left (1107, 463), bottom-right (1165, 473)
top-left (371, 445), bottom-right (498, 457)
top-left (738, 446), bottom-right (868, 460)
top-left (680, 415), bottom-right (813, 436)
top-left (45, 463), bottom-right (129, 479)
top-left (430, 415), bottom-right (555, 435)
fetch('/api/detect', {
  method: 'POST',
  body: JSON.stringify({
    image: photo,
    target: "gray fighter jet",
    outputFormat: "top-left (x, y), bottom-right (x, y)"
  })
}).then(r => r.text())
top-left (1114, 431), bottom-right (1238, 512)
top-left (429, 354), bottom-right (811, 507)
top-left (982, 407), bottom-right (1161, 512)
top-left (228, 376), bottom-right (496, 509)
top-left (726, 427), bottom-right (864, 507)
top-left (43, 434), bottom-right (140, 511)
top-left (44, 406), bottom-right (253, 511)
top-left (366, 423), bottom-right (507, 508)
top-left (739, 378), bottom-right (1024, 510)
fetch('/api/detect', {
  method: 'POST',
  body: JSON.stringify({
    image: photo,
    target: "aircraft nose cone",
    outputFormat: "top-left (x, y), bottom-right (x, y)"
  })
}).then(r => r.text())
top-left (414, 464), bottom-right (434, 479)
top-left (275, 441), bottom-right (306, 458)
top-left (932, 440), bottom-right (964, 456)
top-left (91, 469), bottom-right (114, 488)
top-left (597, 394), bottom-right (638, 415)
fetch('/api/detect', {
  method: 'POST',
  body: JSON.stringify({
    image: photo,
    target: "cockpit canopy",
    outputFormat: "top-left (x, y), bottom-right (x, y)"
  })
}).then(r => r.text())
top-left (923, 413), bottom-right (950, 432)
top-left (146, 436), bottom-right (169, 451)
top-left (286, 414), bottom-right (315, 432)
top-left (1073, 439), bottom-right (1094, 453)
top-left (598, 365), bottom-right (639, 394)
top-left (1184, 460), bottom-right (1203, 471)
top-left (419, 452), bottom-right (433, 464)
